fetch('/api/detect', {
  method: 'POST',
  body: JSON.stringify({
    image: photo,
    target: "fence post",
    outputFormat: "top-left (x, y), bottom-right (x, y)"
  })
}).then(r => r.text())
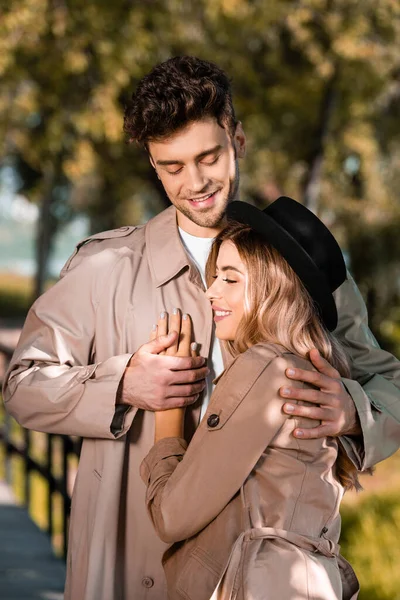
top-left (1, 344), bottom-right (80, 560)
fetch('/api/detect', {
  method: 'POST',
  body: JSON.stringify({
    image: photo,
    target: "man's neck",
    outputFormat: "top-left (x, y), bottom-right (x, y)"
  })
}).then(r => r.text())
top-left (177, 213), bottom-right (226, 238)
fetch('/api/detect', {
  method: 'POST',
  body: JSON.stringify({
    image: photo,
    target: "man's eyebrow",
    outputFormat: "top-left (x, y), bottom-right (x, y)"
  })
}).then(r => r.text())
top-left (155, 145), bottom-right (222, 166)
top-left (196, 144), bottom-right (222, 160)
top-left (156, 158), bottom-right (184, 166)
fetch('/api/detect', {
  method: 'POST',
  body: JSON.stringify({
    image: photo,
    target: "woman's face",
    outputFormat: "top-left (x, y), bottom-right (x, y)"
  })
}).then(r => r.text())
top-left (206, 240), bottom-right (246, 340)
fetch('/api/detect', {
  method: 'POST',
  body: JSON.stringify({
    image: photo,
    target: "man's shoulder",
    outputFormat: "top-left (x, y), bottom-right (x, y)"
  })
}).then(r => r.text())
top-left (60, 225), bottom-right (144, 277)
top-left (60, 206), bottom-right (177, 277)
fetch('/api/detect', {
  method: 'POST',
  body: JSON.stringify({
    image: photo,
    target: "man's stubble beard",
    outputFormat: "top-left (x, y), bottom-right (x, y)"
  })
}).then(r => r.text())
top-left (175, 162), bottom-right (240, 229)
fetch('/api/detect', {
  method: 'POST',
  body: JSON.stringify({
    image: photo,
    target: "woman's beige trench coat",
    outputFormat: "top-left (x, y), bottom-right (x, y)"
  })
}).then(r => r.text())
top-left (140, 343), bottom-right (357, 600)
top-left (3, 206), bottom-right (400, 600)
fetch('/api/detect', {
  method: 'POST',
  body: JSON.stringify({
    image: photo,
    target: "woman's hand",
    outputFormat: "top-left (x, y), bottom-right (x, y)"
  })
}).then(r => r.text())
top-left (150, 309), bottom-right (195, 358)
top-left (151, 310), bottom-right (198, 443)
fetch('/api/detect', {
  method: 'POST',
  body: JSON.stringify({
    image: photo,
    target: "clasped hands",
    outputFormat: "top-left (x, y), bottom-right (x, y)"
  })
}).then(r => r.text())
top-left (118, 309), bottom-right (360, 439)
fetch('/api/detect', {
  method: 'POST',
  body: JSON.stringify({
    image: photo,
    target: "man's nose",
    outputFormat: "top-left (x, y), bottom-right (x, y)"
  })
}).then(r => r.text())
top-left (186, 165), bottom-right (207, 193)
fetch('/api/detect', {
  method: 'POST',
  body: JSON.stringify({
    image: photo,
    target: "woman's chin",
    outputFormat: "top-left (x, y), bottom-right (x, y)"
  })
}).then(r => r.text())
top-left (215, 328), bottom-right (236, 342)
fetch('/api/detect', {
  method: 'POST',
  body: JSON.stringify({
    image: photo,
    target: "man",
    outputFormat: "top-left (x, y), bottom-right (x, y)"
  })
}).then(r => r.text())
top-left (3, 56), bottom-right (400, 600)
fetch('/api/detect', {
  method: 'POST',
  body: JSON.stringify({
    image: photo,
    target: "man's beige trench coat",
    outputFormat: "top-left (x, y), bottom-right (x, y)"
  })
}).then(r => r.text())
top-left (140, 343), bottom-right (356, 600)
top-left (3, 206), bottom-right (400, 600)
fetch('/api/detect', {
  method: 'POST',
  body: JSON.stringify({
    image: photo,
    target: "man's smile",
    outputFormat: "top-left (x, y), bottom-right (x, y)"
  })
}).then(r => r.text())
top-left (187, 190), bottom-right (219, 207)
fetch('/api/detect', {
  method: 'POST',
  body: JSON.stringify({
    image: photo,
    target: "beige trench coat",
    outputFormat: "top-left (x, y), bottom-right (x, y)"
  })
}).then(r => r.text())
top-left (3, 206), bottom-right (400, 600)
top-left (140, 343), bottom-right (357, 600)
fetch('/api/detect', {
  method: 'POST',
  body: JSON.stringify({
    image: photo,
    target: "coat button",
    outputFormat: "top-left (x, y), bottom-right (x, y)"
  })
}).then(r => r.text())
top-left (207, 414), bottom-right (220, 428)
top-left (142, 576), bottom-right (154, 588)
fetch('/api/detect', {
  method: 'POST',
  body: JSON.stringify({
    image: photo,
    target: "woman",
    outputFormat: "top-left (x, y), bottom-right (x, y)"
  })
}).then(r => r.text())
top-left (140, 197), bottom-right (360, 600)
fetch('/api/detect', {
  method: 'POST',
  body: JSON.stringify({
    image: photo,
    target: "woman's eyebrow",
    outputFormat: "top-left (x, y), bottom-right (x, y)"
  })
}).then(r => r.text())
top-left (216, 265), bottom-right (243, 274)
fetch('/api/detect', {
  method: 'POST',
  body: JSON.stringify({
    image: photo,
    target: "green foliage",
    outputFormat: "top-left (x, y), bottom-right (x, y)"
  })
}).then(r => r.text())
top-left (0, 273), bottom-right (32, 318)
top-left (1, 0), bottom-right (399, 341)
top-left (341, 491), bottom-right (400, 600)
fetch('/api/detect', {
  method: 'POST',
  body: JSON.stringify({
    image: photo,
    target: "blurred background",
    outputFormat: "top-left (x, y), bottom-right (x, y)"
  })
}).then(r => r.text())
top-left (0, 1), bottom-right (399, 599)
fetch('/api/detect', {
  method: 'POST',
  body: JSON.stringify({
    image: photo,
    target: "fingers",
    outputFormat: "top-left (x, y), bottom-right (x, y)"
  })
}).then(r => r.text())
top-left (158, 311), bottom-right (168, 355)
top-left (169, 365), bottom-right (209, 385)
top-left (283, 399), bottom-right (342, 438)
top-left (283, 401), bottom-right (334, 423)
top-left (281, 384), bottom-right (327, 406)
top-left (308, 349), bottom-right (341, 379)
top-left (141, 332), bottom-right (179, 355)
top-left (149, 323), bottom-right (158, 342)
top-left (166, 354), bottom-right (207, 371)
top-left (284, 368), bottom-right (343, 395)
top-left (177, 313), bottom-right (192, 357)
top-left (158, 394), bottom-right (201, 410)
top-left (292, 422), bottom-right (338, 440)
top-left (150, 309), bottom-right (196, 359)
top-left (166, 309), bottom-right (181, 356)
top-left (166, 381), bottom-right (206, 399)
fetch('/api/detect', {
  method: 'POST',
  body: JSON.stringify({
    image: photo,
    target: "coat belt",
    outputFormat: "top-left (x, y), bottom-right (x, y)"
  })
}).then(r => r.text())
top-left (210, 526), bottom-right (358, 600)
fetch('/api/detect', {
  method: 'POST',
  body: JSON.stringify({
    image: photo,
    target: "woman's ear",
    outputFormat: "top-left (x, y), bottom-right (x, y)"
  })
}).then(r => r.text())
top-left (234, 122), bottom-right (246, 159)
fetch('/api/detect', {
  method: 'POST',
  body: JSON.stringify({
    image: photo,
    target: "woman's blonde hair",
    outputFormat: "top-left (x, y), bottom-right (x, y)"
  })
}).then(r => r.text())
top-left (206, 220), bottom-right (361, 491)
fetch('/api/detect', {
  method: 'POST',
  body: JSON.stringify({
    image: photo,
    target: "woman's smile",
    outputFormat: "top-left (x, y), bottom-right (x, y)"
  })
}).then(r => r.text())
top-left (212, 306), bottom-right (233, 322)
top-left (206, 241), bottom-right (246, 340)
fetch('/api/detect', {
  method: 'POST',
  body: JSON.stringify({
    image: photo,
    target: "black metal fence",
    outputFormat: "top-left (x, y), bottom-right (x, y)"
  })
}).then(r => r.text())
top-left (0, 341), bottom-right (80, 559)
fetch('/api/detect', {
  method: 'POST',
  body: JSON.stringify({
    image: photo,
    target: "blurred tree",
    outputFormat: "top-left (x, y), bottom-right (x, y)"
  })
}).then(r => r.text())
top-left (1, 2), bottom-right (400, 594)
top-left (341, 492), bottom-right (400, 600)
top-left (0, 0), bottom-right (399, 349)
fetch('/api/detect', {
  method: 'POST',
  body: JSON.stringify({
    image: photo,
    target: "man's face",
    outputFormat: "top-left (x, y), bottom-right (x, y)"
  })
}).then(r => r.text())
top-left (148, 117), bottom-right (246, 237)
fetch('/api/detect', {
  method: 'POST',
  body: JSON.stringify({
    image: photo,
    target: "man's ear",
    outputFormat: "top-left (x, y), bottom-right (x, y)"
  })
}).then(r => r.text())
top-left (234, 122), bottom-right (246, 159)
top-left (148, 153), bottom-right (161, 180)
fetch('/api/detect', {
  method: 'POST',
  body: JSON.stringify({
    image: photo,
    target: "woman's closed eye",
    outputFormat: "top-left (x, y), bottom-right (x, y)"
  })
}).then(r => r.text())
top-left (211, 275), bottom-right (237, 284)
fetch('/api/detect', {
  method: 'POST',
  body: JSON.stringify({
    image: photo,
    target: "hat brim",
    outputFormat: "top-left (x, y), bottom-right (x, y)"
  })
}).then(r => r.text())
top-left (227, 201), bottom-right (339, 331)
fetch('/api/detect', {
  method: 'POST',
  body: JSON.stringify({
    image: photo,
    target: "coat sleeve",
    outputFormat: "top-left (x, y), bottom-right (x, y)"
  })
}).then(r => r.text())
top-left (334, 272), bottom-right (400, 470)
top-left (140, 351), bottom-right (293, 543)
top-left (2, 250), bottom-right (137, 439)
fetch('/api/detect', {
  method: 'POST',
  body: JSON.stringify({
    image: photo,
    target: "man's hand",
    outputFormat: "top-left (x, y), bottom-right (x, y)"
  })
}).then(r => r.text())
top-left (280, 349), bottom-right (361, 439)
top-left (118, 316), bottom-right (208, 411)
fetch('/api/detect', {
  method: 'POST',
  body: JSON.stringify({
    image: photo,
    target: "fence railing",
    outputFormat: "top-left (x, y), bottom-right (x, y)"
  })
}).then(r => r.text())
top-left (0, 341), bottom-right (80, 559)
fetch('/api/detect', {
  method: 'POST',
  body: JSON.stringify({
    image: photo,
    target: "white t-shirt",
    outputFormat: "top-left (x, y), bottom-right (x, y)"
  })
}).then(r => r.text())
top-left (179, 227), bottom-right (225, 420)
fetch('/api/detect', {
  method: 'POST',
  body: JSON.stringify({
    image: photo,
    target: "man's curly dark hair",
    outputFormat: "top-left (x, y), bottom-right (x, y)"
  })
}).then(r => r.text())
top-left (123, 56), bottom-right (238, 147)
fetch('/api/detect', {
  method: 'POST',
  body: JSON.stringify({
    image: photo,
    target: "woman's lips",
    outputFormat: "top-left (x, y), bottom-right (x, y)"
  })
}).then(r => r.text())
top-left (213, 308), bottom-right (232, 322)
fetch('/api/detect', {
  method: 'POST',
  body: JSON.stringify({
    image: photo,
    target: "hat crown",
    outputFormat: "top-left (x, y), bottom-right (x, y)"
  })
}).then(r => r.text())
top-left (265, 197), bottom-right (345, 293)
top-left (227, 197), bottom-right (347, 331)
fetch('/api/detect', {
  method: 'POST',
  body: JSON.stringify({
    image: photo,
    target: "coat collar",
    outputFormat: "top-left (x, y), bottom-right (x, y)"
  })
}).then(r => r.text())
top-left (145, 205), bottom-right (204, 289)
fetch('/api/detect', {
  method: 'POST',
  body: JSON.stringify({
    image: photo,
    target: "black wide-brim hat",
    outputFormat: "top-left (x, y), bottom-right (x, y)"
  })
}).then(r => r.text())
top-left (227, 197), bottom-right (347, 331)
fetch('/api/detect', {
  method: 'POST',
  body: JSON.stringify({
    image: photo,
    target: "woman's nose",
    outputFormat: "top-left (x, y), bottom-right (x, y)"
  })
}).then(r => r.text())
top-left (206, 279), bottom-right (220, 300)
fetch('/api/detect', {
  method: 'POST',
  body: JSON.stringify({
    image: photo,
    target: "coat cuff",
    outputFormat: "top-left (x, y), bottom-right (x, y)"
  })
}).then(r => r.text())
top-left (342, 375), bottom-right (400, 470)
top-left (341, 377), bottom-right (382, 471)
top-left (140, 437), bottom-right (188, 485)
top-left (80, 353), bottom-right (137, 438)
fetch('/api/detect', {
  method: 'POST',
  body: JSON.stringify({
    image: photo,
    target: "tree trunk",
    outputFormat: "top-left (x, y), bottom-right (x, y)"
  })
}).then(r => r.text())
top-left (33, 158), bottom-right (61, 300)
top-left (303, 69), bottom-right (338, 213)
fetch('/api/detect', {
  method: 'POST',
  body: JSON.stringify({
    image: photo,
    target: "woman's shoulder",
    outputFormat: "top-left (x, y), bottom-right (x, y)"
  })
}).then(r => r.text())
top-left (222, 343), bottom-right (311, 382)
top-left (245, 342), bottom-right (303, 363)
top-left (241, 343), bottom-right (316, 379)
